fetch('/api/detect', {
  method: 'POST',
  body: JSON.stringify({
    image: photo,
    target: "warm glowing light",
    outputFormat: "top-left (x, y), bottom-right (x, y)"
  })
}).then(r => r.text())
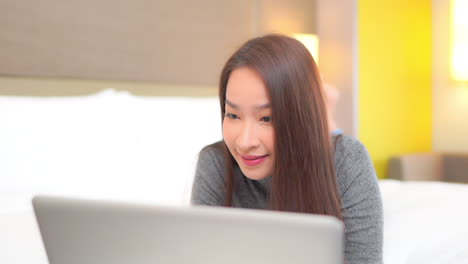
top-left (292, 33), bottom-right (319, 64)
top-left (451, 0), bottom-right (468, 81)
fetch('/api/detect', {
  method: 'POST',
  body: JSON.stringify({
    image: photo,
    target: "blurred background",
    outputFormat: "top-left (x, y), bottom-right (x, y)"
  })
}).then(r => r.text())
top-left (1, 0), bottom-right (468, 199)
top-left (1, 0), bottom-right (468, 263)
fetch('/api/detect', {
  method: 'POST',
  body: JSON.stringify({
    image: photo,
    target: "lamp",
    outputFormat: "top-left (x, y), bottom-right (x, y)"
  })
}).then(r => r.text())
top-left (292, 33), bottom-right (319, 64)
top-left (252, 0), bottom-right (318, 63)
top-left (451, 0), bottom-right (468, 81)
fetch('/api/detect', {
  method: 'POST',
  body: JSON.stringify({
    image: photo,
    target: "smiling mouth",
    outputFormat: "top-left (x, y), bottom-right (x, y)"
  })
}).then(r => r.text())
top-left (239, 154), bottom-right (269, 166)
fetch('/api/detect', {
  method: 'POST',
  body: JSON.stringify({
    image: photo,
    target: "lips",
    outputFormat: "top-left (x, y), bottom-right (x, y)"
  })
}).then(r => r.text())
top-left (239, 154), bottom-right (269, 167)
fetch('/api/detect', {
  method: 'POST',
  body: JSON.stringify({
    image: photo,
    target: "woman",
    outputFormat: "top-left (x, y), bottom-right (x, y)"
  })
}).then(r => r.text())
top-left (191, 34), bottom-right (383, 264)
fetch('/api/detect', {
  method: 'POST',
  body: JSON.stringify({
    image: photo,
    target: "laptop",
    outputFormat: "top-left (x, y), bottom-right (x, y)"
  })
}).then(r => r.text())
top-left (33, 195), bottom-right (344, 264)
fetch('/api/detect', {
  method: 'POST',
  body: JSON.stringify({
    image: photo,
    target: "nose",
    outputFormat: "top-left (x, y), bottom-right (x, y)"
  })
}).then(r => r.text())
top-left (236, 121), bottom-right (260, 153)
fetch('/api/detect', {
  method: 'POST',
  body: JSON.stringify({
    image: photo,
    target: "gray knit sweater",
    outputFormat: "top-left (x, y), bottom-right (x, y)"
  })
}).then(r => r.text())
top-left (191, 135), bottom-right (383, 264)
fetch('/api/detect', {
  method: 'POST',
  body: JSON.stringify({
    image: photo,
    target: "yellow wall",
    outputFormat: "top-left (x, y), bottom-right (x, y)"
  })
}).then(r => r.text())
top-left (358, 0), bottom-right (432, 178)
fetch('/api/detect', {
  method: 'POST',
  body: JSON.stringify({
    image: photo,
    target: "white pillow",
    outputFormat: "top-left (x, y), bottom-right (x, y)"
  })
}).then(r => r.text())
top-left (0, 89), bottom-right (221, 206)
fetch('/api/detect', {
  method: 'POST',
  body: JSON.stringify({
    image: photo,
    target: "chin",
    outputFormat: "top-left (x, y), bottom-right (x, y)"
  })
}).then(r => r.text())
top-left (240, 167), bottom-right (269, 181)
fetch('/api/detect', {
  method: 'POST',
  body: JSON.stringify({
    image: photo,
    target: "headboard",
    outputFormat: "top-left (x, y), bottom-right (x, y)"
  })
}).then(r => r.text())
top-left (388, 153), bottom-right (468, 183)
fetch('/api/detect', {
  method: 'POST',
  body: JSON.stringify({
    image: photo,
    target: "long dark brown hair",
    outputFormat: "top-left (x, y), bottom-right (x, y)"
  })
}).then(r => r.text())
top-left (219, 34), bottom-right (342, 220)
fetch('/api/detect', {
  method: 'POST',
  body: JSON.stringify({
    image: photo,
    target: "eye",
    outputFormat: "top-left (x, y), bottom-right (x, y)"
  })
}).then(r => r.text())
top-left (225, 112), bottom-right (239, 119)
top-left (261, 116), bottom-right (272, 123)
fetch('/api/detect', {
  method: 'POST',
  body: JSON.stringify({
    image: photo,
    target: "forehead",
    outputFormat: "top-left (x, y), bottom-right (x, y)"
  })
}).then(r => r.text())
top-left (226, 67), bottom-right (270, 106)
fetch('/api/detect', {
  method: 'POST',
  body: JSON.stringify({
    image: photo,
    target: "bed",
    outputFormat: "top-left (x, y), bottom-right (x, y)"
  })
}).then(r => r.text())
top-left (1, 89), bottom-right (467, 264)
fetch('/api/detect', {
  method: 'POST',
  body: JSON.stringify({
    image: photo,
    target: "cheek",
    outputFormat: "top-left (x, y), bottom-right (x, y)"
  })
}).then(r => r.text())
top-left (263, 127), bottom-right (275, 153)
top-left (222, 120), bottom-right (235, 148)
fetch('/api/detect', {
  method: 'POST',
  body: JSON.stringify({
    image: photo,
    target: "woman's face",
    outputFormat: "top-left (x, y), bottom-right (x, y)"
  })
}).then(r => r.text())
top-left (223, 67), bottom-right (275, 180)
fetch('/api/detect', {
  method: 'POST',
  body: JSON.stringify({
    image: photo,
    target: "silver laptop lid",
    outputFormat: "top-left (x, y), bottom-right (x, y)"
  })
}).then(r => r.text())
top-left (33, 195), bottom-right (344, 264)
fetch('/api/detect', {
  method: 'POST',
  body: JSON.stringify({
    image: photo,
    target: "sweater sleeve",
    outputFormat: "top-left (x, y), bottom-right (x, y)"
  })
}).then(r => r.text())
top-left (335, 136), bottom-right (384, 264)
top-left (190, 143), bottom-right (226, 206)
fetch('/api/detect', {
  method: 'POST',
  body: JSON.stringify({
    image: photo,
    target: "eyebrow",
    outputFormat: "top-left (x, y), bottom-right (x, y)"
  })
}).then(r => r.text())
top-left (225, 98), bottom-right (271, 110)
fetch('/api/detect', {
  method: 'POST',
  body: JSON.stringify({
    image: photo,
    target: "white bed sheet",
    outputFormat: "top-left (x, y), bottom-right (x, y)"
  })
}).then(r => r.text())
top-left (380, 180), bottom-right (468, 264)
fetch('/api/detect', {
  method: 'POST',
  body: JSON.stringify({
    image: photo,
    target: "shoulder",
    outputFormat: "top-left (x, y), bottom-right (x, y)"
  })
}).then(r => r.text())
top-left (333, 135), bottom-right (378, 196)
top-left (333, 135), bottom-right (383, 263)
top-left (334, 134), bottom-right (372, 171)
top-left (191, 141), bottom-right (227, 206)
top-left (197, 141), bottom-right (226, 171)
top-left (334, 134), bottom-right (368, 159)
